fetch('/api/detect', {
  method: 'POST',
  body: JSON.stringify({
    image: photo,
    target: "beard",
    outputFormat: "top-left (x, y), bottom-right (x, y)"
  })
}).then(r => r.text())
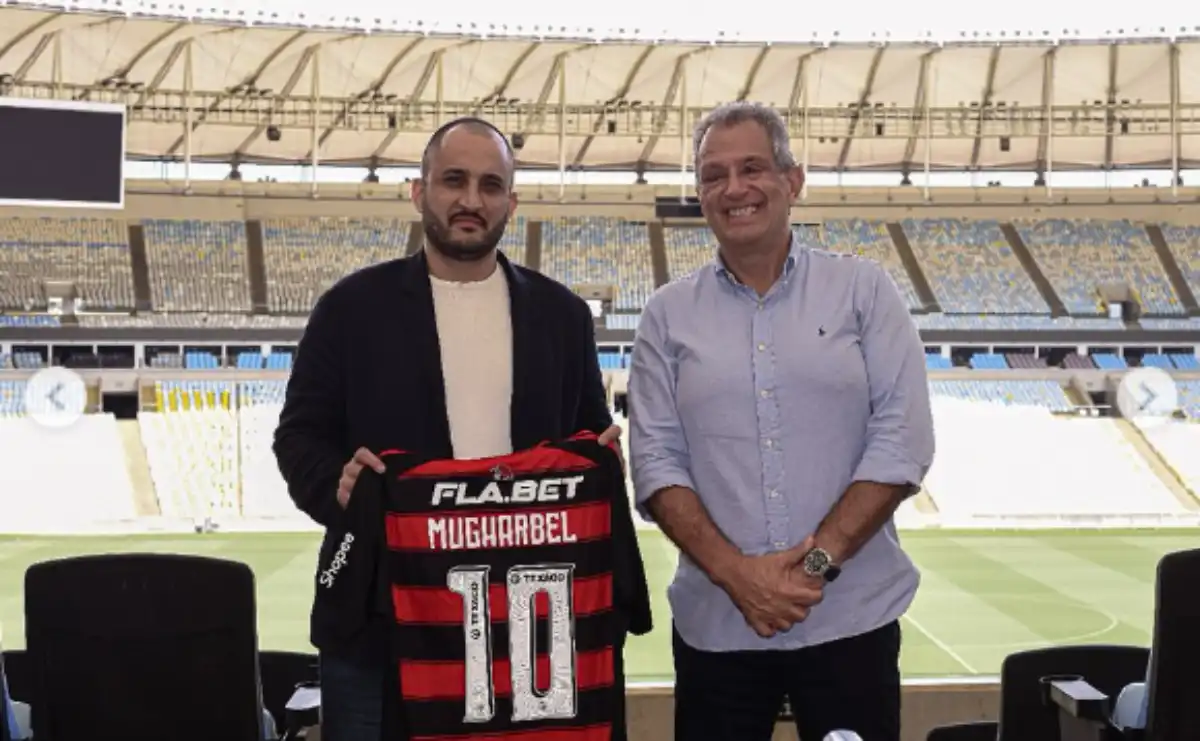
top-left (422, 207), bottom-right (509, 263)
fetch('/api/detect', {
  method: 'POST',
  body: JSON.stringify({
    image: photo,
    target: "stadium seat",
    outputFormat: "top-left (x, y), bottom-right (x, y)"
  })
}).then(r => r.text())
top-left (1047, 548), bottom-right (1200, 741)
top-left (925, 645), bottom-right (1149, 741)
top-left (23, 553), bottom-right (268, 741)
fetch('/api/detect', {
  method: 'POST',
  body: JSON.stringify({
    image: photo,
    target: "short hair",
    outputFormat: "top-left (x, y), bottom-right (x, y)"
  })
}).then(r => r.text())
top-left (420, 116), bottom-right (515, 184)
top-left (692, 102), bottom-right (797, 181)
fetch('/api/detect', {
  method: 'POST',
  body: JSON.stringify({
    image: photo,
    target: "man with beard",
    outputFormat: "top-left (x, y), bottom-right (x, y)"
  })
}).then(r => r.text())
top-left (273, 117), bottom-right (622, 741)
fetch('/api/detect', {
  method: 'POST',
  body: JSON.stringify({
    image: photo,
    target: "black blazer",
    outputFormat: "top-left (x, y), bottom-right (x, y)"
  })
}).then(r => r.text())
top-left (272, 249), bottom-right (614, 661)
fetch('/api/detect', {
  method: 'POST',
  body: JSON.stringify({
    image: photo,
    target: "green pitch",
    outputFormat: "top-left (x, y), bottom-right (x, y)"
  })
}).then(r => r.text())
top-left (0, 529), bottom-right (1179, 683)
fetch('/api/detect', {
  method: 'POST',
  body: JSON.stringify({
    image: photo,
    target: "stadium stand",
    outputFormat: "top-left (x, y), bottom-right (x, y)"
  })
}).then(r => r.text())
top-left (902, 218), bottom-right (1048, 314)
top-left (261, 217), bottom-right (411, 313)
top-left (1015, 219), bottom-right (1183, 316)
top-left (143, 220), bottom-right (252, 313)
top-left (542, 217), bottom-right (653, 311)
top-left (1159, 224), bottom-right (1200, 300)
top-left (0, 218), bottom-right (133, 312)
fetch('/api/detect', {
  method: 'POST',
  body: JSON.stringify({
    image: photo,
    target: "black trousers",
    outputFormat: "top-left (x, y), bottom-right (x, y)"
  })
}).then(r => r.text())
top-left (672, 619), bottom-right (902, 741)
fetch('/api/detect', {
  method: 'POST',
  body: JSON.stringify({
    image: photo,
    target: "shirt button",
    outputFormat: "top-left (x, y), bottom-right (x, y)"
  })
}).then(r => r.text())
top-left (757, 342), bottom-right (766, 352)
top-left (770, 489), bottom-right (780, 498)
top-left (774, 541), bottom-right (787, 549)
top-left (760, 389), bottom-right (770, 398)
top-left (763, 439), bottom-right (773, 449)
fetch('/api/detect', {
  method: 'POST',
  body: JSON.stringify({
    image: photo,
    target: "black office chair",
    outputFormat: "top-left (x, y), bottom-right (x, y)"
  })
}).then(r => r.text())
top-left (926, 644), bottom-right (1150, 741)
top-left (1049, 548), bottom-right (1200, 741)
top-left (24, 553), bottom-right (266, 741)
top-left (257, 650), bottom-right (317, 734)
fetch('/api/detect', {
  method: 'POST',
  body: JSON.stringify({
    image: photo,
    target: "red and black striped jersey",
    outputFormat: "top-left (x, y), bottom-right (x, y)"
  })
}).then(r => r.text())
top-left (333, 431), bottom-right (652, 741)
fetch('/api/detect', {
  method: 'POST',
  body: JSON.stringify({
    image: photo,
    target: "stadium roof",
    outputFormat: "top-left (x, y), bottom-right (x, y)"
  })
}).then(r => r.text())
top-left (2, 2), bottom-right (1200, 172)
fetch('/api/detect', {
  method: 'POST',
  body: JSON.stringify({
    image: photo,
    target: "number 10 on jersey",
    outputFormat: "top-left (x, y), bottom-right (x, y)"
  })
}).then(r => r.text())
top-left (447, 564), bottom-right (578, 724)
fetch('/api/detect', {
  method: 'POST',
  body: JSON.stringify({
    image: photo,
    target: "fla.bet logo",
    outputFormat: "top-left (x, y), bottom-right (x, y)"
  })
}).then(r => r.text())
top-left (1115, 368), bottom-right (1180, 427)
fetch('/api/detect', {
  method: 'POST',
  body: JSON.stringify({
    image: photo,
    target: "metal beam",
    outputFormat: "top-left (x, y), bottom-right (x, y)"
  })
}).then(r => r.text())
top-left (368, 49), bottom-right (445, 162)
top-left (1034, 47), bottom-right (1056, 175)
top-left (902, 49), bottom-right (939, 171)
top-left (234, 42), bottom-right (325, 156)
top-left (518, 48), bottom-right (583, 134)
top-left (478, 42), bottom-right (539, 105)
top-left (164, 29), bottom-right (309, 157)
top-left (315, 37), bottom-right (427, 150)
top-left (1171, 42), bottom-right (1180, 189)
top-left (1103, 43), bottom-right (1118, 170)
top-left (12, 31), bottom-right (53, 84)
top-left (77, 21), bottom-right (188, 101)
top-left (736, 45), bottom-right (771, 101)
top-left (968, 45), bottom-right (1002, 169)
top-left (835, 46), bottom-right (887, 172)
top-left (0, 11), bottom-right (62, 68)
top-left (572, 45), bottom-right (656, 167)
top-left (636, 48), bottom-right (710, 168)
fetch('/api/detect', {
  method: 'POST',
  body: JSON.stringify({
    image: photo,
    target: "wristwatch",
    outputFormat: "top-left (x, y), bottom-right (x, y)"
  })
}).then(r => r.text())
top-left (802, 546), bottom-right (841, 582)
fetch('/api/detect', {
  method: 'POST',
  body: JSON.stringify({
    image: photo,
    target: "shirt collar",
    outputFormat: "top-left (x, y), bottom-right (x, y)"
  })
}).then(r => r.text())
top-left (714, 232), bottom-right (802, 287)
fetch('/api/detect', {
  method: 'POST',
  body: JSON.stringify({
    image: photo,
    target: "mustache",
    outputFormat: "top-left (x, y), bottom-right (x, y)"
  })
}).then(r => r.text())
top-left (449, 212), bottom-right (486, 226)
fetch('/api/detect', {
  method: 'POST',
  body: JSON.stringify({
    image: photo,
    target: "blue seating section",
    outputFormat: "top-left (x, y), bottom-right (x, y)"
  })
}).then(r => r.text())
top-left (1139, 353), bottom-right (1175, 370)
top-left (184, 351), bottom-right (221, 370)
top-left (1015, 219), bottom-right (1183, 315)
top-left (1092, 353), bottom-right (1128, 370)
top-left (541, 218), bottom-right (654, 311)
top-left (0, 315), bottom-right (60, 327)
top-left (969, 353), bottom-right (1009, 370)
top-left (597, 350), bottom-right (627, 371)
top-left (903, 219), bottom-right (1047, 314)
top-left (1170, 353), bottom-right (1199, 370)
top-left (929, 379), bottom-right (1074, 411)
top-left (925, 354), bottom-right (953, 370)
top-left (0, 217), bottom-right (133, 311)
top-left (1159, 224), bottom-right (1200, 300)
top-left (0, 379), bottom-right (26, 415)
top-left (143, 220), bottom-right (251, 313)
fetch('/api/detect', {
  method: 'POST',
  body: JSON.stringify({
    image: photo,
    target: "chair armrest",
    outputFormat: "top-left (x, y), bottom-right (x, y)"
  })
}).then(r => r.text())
top-left (1047, 678), bottom-right (1112, 723)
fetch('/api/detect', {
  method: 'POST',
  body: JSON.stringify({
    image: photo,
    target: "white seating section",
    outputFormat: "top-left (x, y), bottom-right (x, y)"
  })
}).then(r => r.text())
top-left (0, 415), bottom-right (138, 532)
top-left (1137, 420), bottom-right (1200, 496)
top-left (0, 217), bottom-right (133, 311)
top-left (925, 394), bottom-right (1186, 519)
top-left (143, 219), bottom-right (251, 312)
top-left (542, 217), bottom-right (654, 311)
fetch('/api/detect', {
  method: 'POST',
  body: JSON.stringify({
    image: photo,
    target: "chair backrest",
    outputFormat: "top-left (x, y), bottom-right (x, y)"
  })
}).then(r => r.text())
top-left (996, 644), bottom-right (1151, 741)
top-left (24, 553), bottom-right (264, 741)
top-left (1145, 548), bottom-right (1200, 741)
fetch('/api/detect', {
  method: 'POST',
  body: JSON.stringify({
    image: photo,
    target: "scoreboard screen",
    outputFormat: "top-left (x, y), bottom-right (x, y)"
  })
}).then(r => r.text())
top-left (0, 98), bottom-right (125, 209)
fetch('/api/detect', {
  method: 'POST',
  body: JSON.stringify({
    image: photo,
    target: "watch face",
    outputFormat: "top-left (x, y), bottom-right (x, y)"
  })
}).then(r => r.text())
top-left (804, 548), bottom-right (830, 574)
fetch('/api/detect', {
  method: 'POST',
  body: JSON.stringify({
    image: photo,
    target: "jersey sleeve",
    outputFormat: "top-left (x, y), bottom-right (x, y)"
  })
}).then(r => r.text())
top-left (312, 468), bottom-right (387, 644)
top-left (606, 446), bottom-right (653, 637)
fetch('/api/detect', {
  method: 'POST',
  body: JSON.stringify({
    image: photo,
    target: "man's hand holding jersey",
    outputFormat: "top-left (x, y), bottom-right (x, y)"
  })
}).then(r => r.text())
top-left (337, 447), bottom-right (385, 509)
top-left (597, 424), bottom-right (625, 473)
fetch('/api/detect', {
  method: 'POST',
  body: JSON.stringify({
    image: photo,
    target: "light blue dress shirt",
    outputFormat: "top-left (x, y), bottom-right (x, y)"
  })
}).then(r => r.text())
top-left (629, 238), bottom-right (935, 652)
